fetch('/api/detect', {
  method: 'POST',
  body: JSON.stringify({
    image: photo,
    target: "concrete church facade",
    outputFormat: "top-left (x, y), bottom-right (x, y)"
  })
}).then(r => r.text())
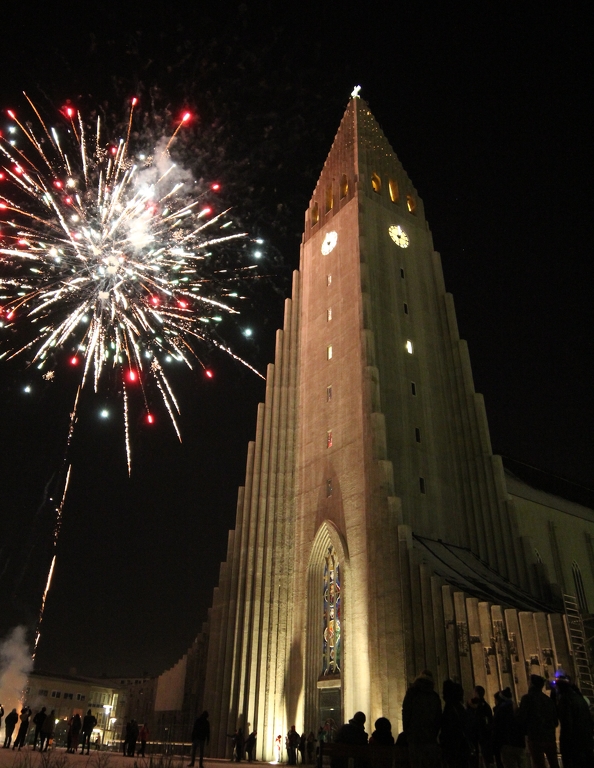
top-left (183, 97), bottom-right (594, 759)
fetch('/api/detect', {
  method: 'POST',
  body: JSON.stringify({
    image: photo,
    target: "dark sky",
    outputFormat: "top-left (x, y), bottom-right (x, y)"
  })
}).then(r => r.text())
top-left (0, 1), bottom-right (592, 677)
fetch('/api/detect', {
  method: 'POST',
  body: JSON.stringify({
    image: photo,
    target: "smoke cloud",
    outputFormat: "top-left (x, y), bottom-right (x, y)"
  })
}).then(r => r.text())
top-left (0, 626), bottom-right (33, 712)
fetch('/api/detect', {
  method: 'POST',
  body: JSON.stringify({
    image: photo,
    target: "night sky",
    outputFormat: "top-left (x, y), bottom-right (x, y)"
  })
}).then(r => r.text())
top-left (0, 1), bottom-right (592, 677)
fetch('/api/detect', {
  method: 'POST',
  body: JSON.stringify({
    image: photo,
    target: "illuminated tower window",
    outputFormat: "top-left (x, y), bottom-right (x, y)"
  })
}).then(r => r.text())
top-left (322, 546), bottom-right (341, 675)
top-left (327, 345), bottom-right (333, 360)
top-left (371, 172), bottom-right (382, 194)
top-left (311, 202), bottom-right (319, 225)
top-left (339, 174), bottom-right (349, 199)
top-left (389, 178), bottom-right (399, 203)
top-left (326, 184), bottom-right (334, 213)
top-left (327, 308), bottom-right (332, 322)
top-left (327, 274), bottom-right (332, 286)
top-left (406, 195), bottom-right (417, 214)
top-left (327, 385), bottom-right (333, 402)
top-left (327, 430), bottom-right (333, 448)
top-left (406, 340), bottom-right (413, 354)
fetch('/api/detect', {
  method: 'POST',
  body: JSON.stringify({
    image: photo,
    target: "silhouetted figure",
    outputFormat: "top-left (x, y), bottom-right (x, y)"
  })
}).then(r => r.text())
top-left (3, 708), bottom-right (18, 748)
top-left (0, 705), bottom-right (4, 736)
top-left (68, 713), bottom-right (82, 753)
top-left (246, 730), bottom-right (258, 762)
top-left (40, 709), bottom-right (55, 752)
top-left (555, 676), bottom-right (594, 768)
top-left (492, 689), bottom-right (525, 768)
top-left (402, 671), bottom-right (442, 768)
top-left (81, 709), bottom-right (97, 754)
top-left (440, 680), bottom-right (470, 768)
top-left (287, 726), bottom-right (300, 765)
top-left (306, 732), bottom-right (316, 763)
top-left (370, 718), bottom-right (394, 746)
top-left (127, 719), bottom-right (139, 756)
top-left (189, 711), bottom-right (210, 767)
top-left (138, 724), bottom-right (150, 757)
top-left (467, 686), bottom-right (494, 768)
top-left (32, 707), bottom-right (46, 750)
top-left (12, 707), bottom-right (32, 751)
top-left (333, 712), bottom-right (368, 768)
top-left (298, 731), bottom-right (306, 764)
top-left (122, 722), bottom-right (130, 755)
top-left (517, 675), bottom-right (558, 768)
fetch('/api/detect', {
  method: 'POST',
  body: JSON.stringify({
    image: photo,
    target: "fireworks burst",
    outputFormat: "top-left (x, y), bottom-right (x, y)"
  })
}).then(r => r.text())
top-left (0, 95), bottom-right (264, 471)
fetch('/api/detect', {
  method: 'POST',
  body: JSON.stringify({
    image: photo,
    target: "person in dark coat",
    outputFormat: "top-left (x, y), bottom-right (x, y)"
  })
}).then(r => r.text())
top-left (3, 708), bottom-right (18, 748)
top-left (287, 726), bottom-right (300, 765)
top-left (32, 707), bottom-right (46, 750)
top-left (332, 712), bottom-right (369, 768)
top-left (12, 707), bottom-right (32, 751)
top-left (189, 711), bottom-right (210, 767)
top-left (81, 709), bottom-right (97, 754)
top-left (40, 709), bottom-right (55, 752)
top-left (306, 732), bottom-right (316, 763)
top-left (554, 676), bottom-right (594, 768)
top-left (68, 713), bottom-right (82, 753)
top-left (492, 688), bottom-right (525, 768)
top-left (127, 719), bottom-right (139, 757)
top-left (402, 671), bottom-right (442, 768)
top-left (369, 718), bottom-right (394, 746)
top-left (467, 686), bottom-right (494, 768)
top-left (517, 675), bottom-right (558, 768)
top-left (122, 722), bottom-right (130, 755)
top-left (138, 724), bottom-right (150, 757)
top-left (440, 680), bottom-right (471, 768)
top-left (246, 731), bottom-right (258, 762)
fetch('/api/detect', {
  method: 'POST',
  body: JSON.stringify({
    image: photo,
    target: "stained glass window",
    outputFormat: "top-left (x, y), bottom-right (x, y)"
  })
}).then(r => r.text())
top-left (322, 546), bottom-right (341, 675)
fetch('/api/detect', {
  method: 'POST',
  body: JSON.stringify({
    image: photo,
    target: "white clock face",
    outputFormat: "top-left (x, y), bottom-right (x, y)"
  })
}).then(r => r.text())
top-left (321, 231), bottom-right (338, 255)
top-left (389, 225), bottom-right (409, 248)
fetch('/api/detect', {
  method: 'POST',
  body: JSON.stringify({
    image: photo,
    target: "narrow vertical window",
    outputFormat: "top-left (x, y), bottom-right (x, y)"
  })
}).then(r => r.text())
top-left (406, 195), bottom-right (417, 214)
top-left (400, 268), bottom-right (405, 278)
top-left (326, 479), bottom-right (333, 497)
top-left (573, 561), bottom-right (589, 613)
top-left (325, 184), bottom-right (334, 213)
top-left (404, 303), bottom-right (409, 314)
top-left (389, 178), bottom-right (400, 203)
top-left (371, 173), bottom-right (382, 193)
top-left (326, 385), bottom-right (332, 402)
top-left (411, 382), bottom-right (416, 396)
top-left (415, 428), bottom-right (421, 443)
top-left (322, 546), bottom-right (341, 674)
top-left (339, 174), bottom-right (349, 199)
top-left (327, 345), bottom-right (333, 360)
top-left (406, 340), bottom-right (413, 354)
top-left (419, 477), bottom-right (426, 494)
top-left (327, 308), bottom-right (332, 322)
top-left (311, 202), bottom-right (319, 225)
top-left (327, 430), bottom-right (333, 448)
top-left (327, 274), bottom-right (332, 286)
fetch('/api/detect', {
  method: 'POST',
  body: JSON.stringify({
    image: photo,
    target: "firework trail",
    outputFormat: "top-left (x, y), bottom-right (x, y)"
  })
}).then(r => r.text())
top-left (0, 95), bottom-right (265, 652)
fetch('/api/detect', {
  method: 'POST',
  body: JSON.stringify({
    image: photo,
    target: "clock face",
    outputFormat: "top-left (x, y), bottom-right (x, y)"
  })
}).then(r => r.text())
top-left (321, 231), bottom-right (338, 255)
top-left (389, 225), bottom-right (409, 248)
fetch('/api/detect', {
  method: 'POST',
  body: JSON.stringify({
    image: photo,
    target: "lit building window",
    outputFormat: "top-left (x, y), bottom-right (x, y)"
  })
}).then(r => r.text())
top-left (406, 340), bottom-right (413, 354)
top-left (327, 308), bottom-right (332, 322)
top-left (327, 345), bottom-right (333, 360)
top-left (327, 430), bottom-right (333, 448)
top-left (340, 174), bottom-right (349, 198)
top-left (322, 546), bottom-right (341, 675)
top-left (406, 195), bottom-right (417, 214)
top-left (327, 274), bottom-right (332, 286)
top-left (389, 178), bottom-right (399, 203)
top-left (311, 202), bottom-right (319, 225)
top-left (327, 385), bottom-right (332, 402)
top-left (371, 173), bottom-right (382, 194)
top-left (326, 184), bottom-right (333, 213)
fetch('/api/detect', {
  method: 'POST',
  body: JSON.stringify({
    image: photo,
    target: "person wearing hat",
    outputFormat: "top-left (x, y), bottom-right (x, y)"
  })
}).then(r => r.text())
top-left (402, 671), bottom-right (442, 768)
top-left (493, 688), bottom-right (525, 768)
top-left (554, 676), bottom-right (593, 768)
top-left (517, 675), bottom-right (558, 768)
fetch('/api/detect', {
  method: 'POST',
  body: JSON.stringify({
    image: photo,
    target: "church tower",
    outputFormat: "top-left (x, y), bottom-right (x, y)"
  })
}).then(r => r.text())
top-left (201, 96), bottom-right (572, 760)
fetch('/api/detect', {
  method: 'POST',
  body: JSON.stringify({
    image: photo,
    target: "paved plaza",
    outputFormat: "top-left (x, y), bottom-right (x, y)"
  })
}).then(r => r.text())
top-left (0, 749), bottom-right (240, 768)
